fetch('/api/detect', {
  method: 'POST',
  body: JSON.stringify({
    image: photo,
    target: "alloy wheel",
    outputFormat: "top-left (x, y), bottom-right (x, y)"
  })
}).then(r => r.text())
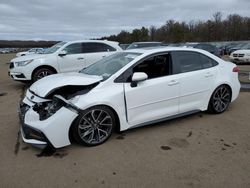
top-left (78, 109), bottom-right (113, 145)
top-left (33, 68), bottom-right (55, 82)
top-left (212, 86), bottom-right (231, 113)
top-left (36, 70), bottom-right (52, 79)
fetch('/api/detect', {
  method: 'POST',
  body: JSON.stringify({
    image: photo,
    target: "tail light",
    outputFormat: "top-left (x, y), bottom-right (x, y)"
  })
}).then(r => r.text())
top-left (233, 66), bottom-right (240, 73)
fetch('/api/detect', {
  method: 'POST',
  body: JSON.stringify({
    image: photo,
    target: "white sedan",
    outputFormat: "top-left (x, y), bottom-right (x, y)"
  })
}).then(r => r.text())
top-left (19, 47), bottom-right (240, 149)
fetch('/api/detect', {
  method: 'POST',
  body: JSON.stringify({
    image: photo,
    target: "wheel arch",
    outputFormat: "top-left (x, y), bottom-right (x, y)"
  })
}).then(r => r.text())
top-left (206, 83), bottom-right (232, 111)
top-left (98, 104), bottom-right (121, 133)
top-left (31, 65), bottom-right (58, 80)
top-left (68, 104), bottom-right (121, 143)
top-left (212, 83), bottom-right (232, 101)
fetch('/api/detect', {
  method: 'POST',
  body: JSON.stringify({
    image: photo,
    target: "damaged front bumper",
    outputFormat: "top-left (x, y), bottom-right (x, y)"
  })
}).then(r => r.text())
top-left (19, 90), bottom-right (79, 149)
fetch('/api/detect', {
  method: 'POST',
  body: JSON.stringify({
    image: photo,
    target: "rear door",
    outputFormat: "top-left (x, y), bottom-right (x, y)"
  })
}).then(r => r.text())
top-left (123, 53), bottom-right (180, 125)
top-left (171, 51), bottom-right (218, 113)
top-left (82, 43), bottom-right (118, 67)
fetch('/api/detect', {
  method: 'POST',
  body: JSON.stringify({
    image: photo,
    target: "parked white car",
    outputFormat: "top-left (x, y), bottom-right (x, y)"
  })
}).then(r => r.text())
top-left (16, 48), bottom-right (44, 57)
top-left (0, 48), bottom-right (9, 54)
top-left (229, 49), bottom-right (250, 64)
top-left (19, 47), bottom-right (240, 149)
top-left (9, 40), bottom-right (122, 82)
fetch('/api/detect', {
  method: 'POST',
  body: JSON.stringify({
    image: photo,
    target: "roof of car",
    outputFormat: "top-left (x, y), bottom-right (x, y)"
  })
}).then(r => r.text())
top-left (124, 46), bottom-right (208, 55)
top-left (65, 40), bottom-right (119, 45)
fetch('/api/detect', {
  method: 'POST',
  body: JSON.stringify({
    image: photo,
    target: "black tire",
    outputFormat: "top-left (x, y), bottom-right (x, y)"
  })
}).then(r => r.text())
top-left (72, 106), bottom-right (115, 147)
top-left (208, 85), bottom-right (232, 114)
top-left (32, 67), bottom-right (55, 82)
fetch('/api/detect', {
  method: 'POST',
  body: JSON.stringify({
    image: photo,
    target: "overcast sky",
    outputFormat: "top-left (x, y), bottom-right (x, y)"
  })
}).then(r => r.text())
top-left (0, 0), bottom-right (249, 41)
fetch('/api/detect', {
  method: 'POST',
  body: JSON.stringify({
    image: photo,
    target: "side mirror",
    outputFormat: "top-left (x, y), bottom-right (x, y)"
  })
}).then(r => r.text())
top-left (58, 50), bottom-right (67, 57)
top-left (131, 72), bottom-right (148, 87)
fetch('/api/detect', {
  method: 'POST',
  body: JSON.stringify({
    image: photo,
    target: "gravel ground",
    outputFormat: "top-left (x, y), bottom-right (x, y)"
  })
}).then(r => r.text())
top-left (0, 54), bottom-right (250, 188)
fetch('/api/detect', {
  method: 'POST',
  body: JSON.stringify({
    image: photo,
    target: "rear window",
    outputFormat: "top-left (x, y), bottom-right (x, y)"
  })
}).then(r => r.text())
top-left (82, 43), bottom-right (116, 53)
top-left (171, 51), bottom-right (218, 73)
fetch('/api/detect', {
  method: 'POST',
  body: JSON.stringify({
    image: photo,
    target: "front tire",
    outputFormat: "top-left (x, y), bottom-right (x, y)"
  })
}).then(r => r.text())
top-left (32, 68), bottom-right (55, 82)
top-left (208, 85), bottom-right (232, 114)
top-left (72, 106), bottom-right (115, 146)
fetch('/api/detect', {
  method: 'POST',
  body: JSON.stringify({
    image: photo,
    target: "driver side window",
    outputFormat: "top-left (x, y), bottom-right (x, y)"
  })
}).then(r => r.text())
top-left (132, 54), bottom-right (171, 80)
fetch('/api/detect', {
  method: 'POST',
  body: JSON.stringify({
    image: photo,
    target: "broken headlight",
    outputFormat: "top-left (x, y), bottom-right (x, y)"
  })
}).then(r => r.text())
top-left (33, 96), bottom-right (66, 120)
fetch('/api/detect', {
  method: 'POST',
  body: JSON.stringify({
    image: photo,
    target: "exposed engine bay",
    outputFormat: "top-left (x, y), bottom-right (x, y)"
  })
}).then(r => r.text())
top-left (26, 83), bottom-right (99, 120)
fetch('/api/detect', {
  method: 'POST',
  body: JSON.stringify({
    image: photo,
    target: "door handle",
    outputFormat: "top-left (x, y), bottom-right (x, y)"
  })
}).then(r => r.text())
top-left (205, 72), bottom-right (213, 77)
top-left (168, 80), bottom-right (179, 86)
top-left (102, 56), bottom-right (106, 58)
top-left (77, 57), bottom-right (84, 60)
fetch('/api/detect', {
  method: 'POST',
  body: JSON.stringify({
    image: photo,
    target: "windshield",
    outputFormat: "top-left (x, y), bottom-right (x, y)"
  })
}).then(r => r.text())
top-left (43, 42), bottom-right (67, 54)
top-left (28, 48), bottom-right (36, 52)
top-left (81, 52), bottom-right (142, 80)
top-left (242, 43), bottom-right (250, 49)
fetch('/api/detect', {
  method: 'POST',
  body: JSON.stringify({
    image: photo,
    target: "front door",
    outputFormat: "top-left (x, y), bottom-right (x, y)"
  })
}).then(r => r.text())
top-left (58, 43), bottom-right (85, 73)
top-left (124, 53), bottom-right (180, 125)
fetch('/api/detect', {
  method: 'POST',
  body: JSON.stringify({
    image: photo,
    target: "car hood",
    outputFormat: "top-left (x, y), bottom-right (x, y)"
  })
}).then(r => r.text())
top-left (232, 49), bottom-right (250, 54)
top-left (11, 54), bottom-right (47, 62)
top-left (29, 73), bottom-right (103, 97)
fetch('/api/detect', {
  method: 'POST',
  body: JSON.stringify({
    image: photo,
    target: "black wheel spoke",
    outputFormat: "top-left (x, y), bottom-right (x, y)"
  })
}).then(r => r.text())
top-left (98, 128), bottom-right (108, 137)
top-left (80, 129), bottom-right (93, 138)
top-left (96, 110), bottom-right (103, 122)
top-left (34, 69), bottom-right (54, 81)
top-left (212, 86), bottom-right (231, 113)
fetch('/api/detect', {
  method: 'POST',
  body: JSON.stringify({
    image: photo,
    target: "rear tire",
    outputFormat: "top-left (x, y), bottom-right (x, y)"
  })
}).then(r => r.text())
top-left (32, 68), bottom-right (55, 82)
top-left (208, 85), bottom-right (231, 114)
top-left (72, 106), bottom-right (115, 147)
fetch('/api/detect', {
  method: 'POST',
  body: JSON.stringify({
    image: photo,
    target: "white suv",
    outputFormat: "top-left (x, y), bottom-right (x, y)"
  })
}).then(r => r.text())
top-left (9, 40), bottom-right (122, 82)
top-left (229, 49), bottom-right (250, 64)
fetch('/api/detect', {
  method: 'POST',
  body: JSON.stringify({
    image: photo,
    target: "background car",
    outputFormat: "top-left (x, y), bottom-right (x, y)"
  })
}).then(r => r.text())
top-left (167, 43), bottom-right (185, 47)
top-left (0, 48), bottom-right (9, 54)
top-left (184, 43), bottom-right (220, 56)
top-left (227, 43), bottom-right (248, 55)
top-left (229, 49), bottom-right (250, 64)
top-left (212, 42), bottom-right (229, 56)
top-left (119, 43), bottom-right (130, 50)
top-left (16, 48), bottom-right (44, 57)
top-left (9, 40), bottom-right (122, 82)
top-left (126, 42), bottom-right (163, 49)
top-left (19, 47), bottom-right (240, 149)
top-left (239, 43), bottom-right (250, 50)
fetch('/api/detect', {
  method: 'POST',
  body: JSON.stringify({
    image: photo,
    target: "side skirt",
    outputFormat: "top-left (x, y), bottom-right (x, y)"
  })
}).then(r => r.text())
top-left (129, 110), bottom-right (201, 130)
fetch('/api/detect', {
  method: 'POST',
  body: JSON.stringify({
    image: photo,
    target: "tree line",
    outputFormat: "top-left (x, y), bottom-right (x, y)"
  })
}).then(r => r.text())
top-left (0, 40), bottom-right (58, 48)
top-left (99, 12), bottom-right (250, 44)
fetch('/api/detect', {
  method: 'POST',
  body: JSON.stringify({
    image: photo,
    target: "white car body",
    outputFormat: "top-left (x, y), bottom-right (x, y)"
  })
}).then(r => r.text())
top-left (16, 48), bottom-right (44, 57)
top-left (19, 47), bottom-right (240, 149)
top-left (9, 40), bottom-right (122, 81)
top-left (229, 49), bottom-right (250, 64)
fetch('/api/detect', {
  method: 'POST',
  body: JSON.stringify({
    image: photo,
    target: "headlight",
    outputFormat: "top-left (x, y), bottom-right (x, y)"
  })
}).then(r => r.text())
top-left (15, 59), bottom-right (33, 66)
top-left (33, 97), bottom-right (65, 120)
top-left (33, 95), bottom-right (79, 120)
